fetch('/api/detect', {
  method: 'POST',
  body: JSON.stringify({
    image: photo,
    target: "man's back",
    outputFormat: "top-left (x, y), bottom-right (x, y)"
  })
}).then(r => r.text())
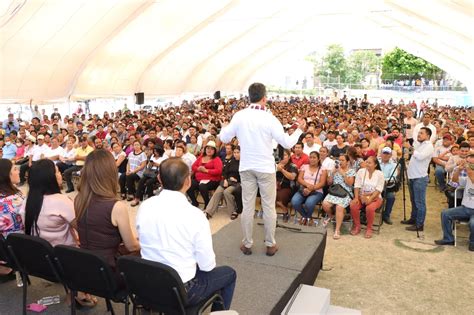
top-left (231, 108), bottom-right (277, 173)
top-left (221, 107), bottom-right (301, 174)
top-left (136, 189), bottom-right (216, 283)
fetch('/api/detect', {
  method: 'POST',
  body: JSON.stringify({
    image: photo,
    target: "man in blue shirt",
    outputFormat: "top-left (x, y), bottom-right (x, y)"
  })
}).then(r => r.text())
top-left (2, 114), bottom-right (19, 136)
top-left (1, 136), bottom-right (17, 160)
top-left (379, 147), bottom-right (398, 224)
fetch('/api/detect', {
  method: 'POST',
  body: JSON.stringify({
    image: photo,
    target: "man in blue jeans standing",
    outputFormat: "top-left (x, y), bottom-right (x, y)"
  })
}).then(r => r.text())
top-left (435, 153), bottom-right (474, 251)
top-left (136, 158), bottom-right (236, 311)
top-left (402, 127), bottom-right (434, 231)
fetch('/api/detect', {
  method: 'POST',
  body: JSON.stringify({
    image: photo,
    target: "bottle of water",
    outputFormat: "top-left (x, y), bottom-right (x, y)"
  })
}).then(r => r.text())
top-left (15, 271), bottom-right (23, 287)
top-left (37, 295), bottom-right (60, 306)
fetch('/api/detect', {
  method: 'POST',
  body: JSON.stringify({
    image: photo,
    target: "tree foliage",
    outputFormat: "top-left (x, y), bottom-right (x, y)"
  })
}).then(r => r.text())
top-left (317, 44), bottom-right (347, 81)
top-left (308, 45), bottom-right (381, 85)
top-left (381, 47), bottom-right (444, 80)
top-left (346, 50), bottom-right (380, 84)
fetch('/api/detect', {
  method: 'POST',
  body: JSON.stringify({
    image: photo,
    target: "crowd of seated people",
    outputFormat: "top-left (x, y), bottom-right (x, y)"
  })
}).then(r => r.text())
top-left (0, 93), bottom-right (473, 292)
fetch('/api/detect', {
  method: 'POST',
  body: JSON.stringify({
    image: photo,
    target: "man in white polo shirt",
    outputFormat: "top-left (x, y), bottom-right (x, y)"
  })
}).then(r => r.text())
top-left (220, 82), bottom-right (306, 256)
top-left (136, 158), bottom-right (236, 311)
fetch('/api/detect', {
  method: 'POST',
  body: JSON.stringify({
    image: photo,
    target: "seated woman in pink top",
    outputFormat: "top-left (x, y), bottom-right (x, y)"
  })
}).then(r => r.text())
top-left (22, 159), bottom-right (77, 247)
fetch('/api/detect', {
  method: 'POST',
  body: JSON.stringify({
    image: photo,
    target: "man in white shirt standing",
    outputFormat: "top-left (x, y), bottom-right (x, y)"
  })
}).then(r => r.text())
top-left (220, 83), bottom-right (305, 256)
top-left (402, 127), bottom-right (434, 231)
top-left (136, 158), bottom-right (236, 311)
top-left (412, 113), bottom-right (436, 144)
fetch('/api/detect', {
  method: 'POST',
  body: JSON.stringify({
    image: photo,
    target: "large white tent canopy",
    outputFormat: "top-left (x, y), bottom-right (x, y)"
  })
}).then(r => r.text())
top-left (1, 0), bottom-right (473, 102)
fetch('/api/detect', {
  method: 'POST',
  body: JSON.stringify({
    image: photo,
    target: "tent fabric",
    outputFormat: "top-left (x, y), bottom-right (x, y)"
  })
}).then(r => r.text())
top-left (0, 0), bottom-right (473, 102)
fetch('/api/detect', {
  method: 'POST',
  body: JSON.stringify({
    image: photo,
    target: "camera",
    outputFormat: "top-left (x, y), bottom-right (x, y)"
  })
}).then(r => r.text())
top-left (334, 160), bottom-right (340, 169)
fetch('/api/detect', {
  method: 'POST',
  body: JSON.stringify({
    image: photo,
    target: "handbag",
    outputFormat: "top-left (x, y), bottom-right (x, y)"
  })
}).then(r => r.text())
top-left (299, 167), bottom-right (320, 197)
top-left (328, 169), bottom-right (354, 198)
top-left (328, 184), bottom-right (350, 198)
top-left (142, 160), bottom-right (158, 178)
top-left (386, 178), bottom-right (400, 193)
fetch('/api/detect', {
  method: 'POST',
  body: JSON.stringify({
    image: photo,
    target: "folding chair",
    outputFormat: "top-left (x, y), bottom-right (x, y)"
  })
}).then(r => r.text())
top-left (117, 256), bottom-right (223, 315)
top-left (54, 245), bottom-right (129, 315)
top-left (6, 233), bottom-right (66, 315)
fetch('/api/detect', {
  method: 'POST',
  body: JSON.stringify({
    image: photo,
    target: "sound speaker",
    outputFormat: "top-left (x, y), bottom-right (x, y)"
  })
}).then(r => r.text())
top-left (135, 92), bottom-right (144, 105)
top-left (213, 90), bottom-right (221, 100)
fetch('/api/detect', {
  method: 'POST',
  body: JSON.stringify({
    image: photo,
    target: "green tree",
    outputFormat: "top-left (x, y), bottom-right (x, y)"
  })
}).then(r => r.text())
top-left (381, 47), bottom-right (444, 81)
top-left (346, 50), bottom-right (381, 84)
top-left (317, 44), bottom-right (347, 83)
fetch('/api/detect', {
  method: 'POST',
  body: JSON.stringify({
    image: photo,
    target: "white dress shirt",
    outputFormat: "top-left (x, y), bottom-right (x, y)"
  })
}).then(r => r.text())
top-left (45, 146), bottom-right (64, 163)
top-left (321, 157), bottom-right (335, 171)
top-left (136, 190), bottom-right (216, 283)
top-left (31, 144), bottom-right (49, 161)
top-left (220, 105), bottom-right (302, 173)
top-left (323, 139), bottom-right (337, 151)
top-left (303, 143), bottom-right (321, 155)
top-left (407, 140), bottom-right (434, 179)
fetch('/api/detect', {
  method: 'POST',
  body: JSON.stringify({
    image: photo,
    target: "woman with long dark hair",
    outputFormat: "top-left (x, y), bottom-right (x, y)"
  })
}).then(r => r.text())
top-left (0, 159), bottom-right (24, 282)
top-left (22, 159), bottom-right (77, 247)
top-left (276, 149), bottom-right (298, 222)
top-left (291, 151), bottom-right (327, 225)
top-left (75, 149), bottom-right (139, 268)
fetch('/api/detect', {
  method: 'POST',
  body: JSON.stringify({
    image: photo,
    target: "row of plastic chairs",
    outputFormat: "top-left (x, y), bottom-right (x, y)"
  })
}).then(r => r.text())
top-left (0, 233), bottom-right (223, 315)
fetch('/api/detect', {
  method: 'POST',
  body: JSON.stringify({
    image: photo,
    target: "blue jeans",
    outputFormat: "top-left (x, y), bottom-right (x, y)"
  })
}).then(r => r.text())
top-left (408, 176), bottom-right (429, 226)
top-left (186, 266), bottom-right (236, 311)
top-left (440, 206), bottom-right (474, 245)
top-left (434, 165), bottom-right (447, 190)
top-left (291, 191), bottom-right (324, 219)
top-left (384, 191), bottom-right (396, 219)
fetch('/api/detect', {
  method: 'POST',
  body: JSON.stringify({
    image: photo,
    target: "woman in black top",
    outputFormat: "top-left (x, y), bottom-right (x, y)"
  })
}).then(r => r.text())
top-left (204, 146), bottom-right (241, 219)
top-left (330, 134), bottom-right (348, 158)
top-left (276, 149), bottom-right (298, 222)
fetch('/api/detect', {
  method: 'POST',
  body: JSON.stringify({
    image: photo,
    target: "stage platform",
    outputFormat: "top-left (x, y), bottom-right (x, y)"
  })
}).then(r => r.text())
top-left (213, 218), bottom-right (327, 314)
top-left (0, 219), bottom-right (326, 314)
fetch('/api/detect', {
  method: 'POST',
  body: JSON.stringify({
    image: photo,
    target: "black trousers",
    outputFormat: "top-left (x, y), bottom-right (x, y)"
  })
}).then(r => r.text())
top-left (19, 162), bottom-right (32, 183)
top-left (187, 179), bottom-right (220, 208)
top-left (232, 185), bottom-right (243, 214)
top-left (135, 176), bottom-right (158, 200)
top-left (119, 173), bottom-right (140, 195)
top-left (57, 162), bottom-right (74, 174)
top-left (63, 165), bottom-right (82, 190)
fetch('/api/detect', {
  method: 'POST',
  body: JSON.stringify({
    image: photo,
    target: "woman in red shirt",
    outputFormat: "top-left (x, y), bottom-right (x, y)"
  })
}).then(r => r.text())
top-left (187, 141), bottom-right (223, 208)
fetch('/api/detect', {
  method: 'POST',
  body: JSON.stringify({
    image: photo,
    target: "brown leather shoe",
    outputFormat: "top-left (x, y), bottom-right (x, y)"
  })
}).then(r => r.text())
top-left (240, 244), bottom-right (252, 255)
top-left (266, 244), bottom-right (279, 256)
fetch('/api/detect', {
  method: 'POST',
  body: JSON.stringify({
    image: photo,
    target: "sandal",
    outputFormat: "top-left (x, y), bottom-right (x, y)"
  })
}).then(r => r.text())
top-left (365, 229), bottom-right (373, 239)
top-left (333, 231), bottom-right (341, 240)
top-left (350, 227), bottom-right (361, 236)
top-left (282, 213), bottom-right (289, 223)
top-left (75, 296), bottom-right (98, 308)
top-left (230, 212), bottom-right (239, 220)
top-left (130, 200), bottom-right (140, 207)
